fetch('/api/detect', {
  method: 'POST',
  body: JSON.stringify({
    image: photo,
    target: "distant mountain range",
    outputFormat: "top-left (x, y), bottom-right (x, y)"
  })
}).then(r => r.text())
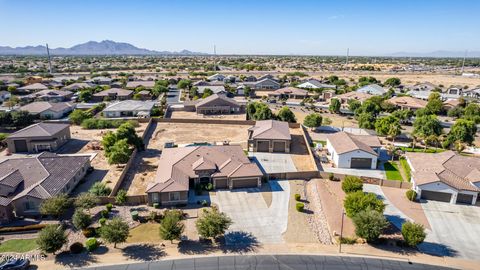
top-left (0, 40), bottom-right (207, 56)
top-left (389, 50), bottom-right (480, 58)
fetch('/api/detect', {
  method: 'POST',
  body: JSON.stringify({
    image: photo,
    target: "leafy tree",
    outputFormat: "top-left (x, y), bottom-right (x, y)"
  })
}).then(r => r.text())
top-left (246, 102), bottom-right (274, 120)
top-left (352, 210), bottom-right (388, 243)
top-left (176, 79), bottom-right (192, 89)
top-left (101, 131), bottom-right (117, 154)
top-left (116, 122), bottom-right (143, 149)
top-left (78, 90), bottom-right (92, 102)
top-left (384, 77), bottom-right (401, 87)
top-left (73, 209), bottom-right (92, 230)
top-left (355, 99), bottom-right (381, 116)
top-left (159, 210), bottom-right (185, 243)
top-left (115, 189), bottom-right (128, 205)
top-left (99, 217), bottom-right (129, 248)
top-left (202, 88), bottom-right (214, 98)
top-left (89, 182), bottom-right (112, 196)
top-left (0, 112), bottom-right (12, 126)
top-left (391, 109), bottom-right (413, 122)
top-left (69, 110), bottom-right (91, 125)
top-left (196, 207), bottom-right (232, 240)
top-left (322, 117), bottom-right (332, 126)
top-left (329, 98), bottom-right (341, 113)
top-left (401, 222), bottom-right (426, 247)
top-left (74, 192), bottom-right (100, 209)
top-left (37, 225), bottom-right (68, 254)
top-left (107, 139), bottom-right (132, 164)
top-left (447, 106), bottom-right (464, 118)
top-left (277, 106), bottom-right (296, 123)
top-left (341, 176), bottom-right (363, 193)
top-left (303, 113), bottom-right (322, 130)
top-left (347, 99), bottom-right (361, 112)
top-left (40, 194), bottom-right (71, 218)
top-left (344, 191), bottom-right (385, 218)
top-left (462, 103), bottom-right (480, 124)
top-left (448, 119), bottom-right (477, 145)
top-left (357, 112), bottom-right (376, 129)
top-left (10, 111), bottom-right (34, 127)
top-left (413, 115), bottom-right (443, 138)
top-left (425, 92), bottom-right (443, 115)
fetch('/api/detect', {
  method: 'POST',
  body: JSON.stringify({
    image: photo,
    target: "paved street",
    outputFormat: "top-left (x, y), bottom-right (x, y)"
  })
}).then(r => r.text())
top-left (80, 254), bottom-right (456, 270)
top-left (248, 152), bottom-right (297, 173)
top-left (419, 200), bottom-right (480, 260)
top-left (213, 180), bottom-right (290, 244)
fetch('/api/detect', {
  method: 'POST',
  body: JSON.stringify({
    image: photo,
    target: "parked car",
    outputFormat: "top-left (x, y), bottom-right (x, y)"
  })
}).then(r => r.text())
top-left (0, 258), bottom-right (30, 270)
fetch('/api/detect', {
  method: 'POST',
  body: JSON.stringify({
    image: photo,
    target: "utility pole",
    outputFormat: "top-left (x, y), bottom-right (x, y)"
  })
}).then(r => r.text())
top-left (46, 43), bottom-right (53, 74)
top-left (213, 44), bottom-right (217, 71)
top-left (339, 210), bottom-right (345, 253)
top-left (461, 50), bottom-right (467, 75)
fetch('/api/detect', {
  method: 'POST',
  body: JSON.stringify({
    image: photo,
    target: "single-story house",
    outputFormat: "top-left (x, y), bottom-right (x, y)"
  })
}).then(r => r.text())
top-left (0, 90), bottom-right (11, 102)
top-left (0, 152), bottom-right (91, 218)
top-left (243, 78), bottom-right (281, 91)
top-left (17, 83), bottom-right (48, 93)
top-left (405, 151), bottom-right (479, 205)
top-left (6, 122), bottom-right (71, 153)
top-left (207, 73), bottom-right (226, 81)
top-left (248, 120), bottom-right (291, 153)
top-left (92, 88), bottom-right (133, 102)
top-left (20, 101), bottom-right (75, 119)
top-left (24, 76), bottom-right (43, 85)
top-left (102, 100), bottom-right (155, 118)
top-left (409, 82), bottom-right (437, 92)
top-left (0, 197), bottom-right (14, 224)
top-left (184, 94), bottom-right (243, 115)
top-left (126, 81), bottom-right (155, 89)
top-left (62, 82), bottom-right (95, 92)
top-left (442, 99), bottom-right (460, 110)
top-left (86, 76), bottom-right (112, 85)
top-left (326, 132), bottom-right (381, 169)
top-left (335, 91), bottom-right (373, 104)
top-left (196, 85), bottom-right (227, 95)
top-left (146, 145), bottom-right (263, 206)
top-left (268, 87), bottom-right (308, 99)
top-left (356, 84), bottom-right (387, 96)
top-left (135, 90), bottom-right (152, 100)
top-left (386, 96), bottom-right (427, 111)
top-left (21, 89), bottom-right (73, 103)
top-left (462, 87), bottom-right (480, 99)
top-left (297, 79), bottom-right (336, 89)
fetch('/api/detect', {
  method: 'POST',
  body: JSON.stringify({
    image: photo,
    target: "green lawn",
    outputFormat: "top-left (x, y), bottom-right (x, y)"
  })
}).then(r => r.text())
top-left (399, 146), bottom-right (444, 154)
top-left (384, 161), bottom-right (403, 181)
top-left (0, 238), bottom-right (38, 253)
top-left (399, 158), bottom-right (412, 182)
top-left (127, 223), bottom-right (162, 243)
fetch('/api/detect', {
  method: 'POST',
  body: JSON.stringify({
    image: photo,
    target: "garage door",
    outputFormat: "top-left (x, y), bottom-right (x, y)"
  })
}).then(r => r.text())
top-left (256, 141), bottom-right (269, 152)
top-left (232, 178), bottom-right (258, 189)
top-left (350, 158), bottom-right (372, 169)
top-left (215, 178), bottom-right (228, 189)
top-left (273, 141), bottom-right (285, 152)
top-left (456, 193), bottom-right (473, 204)
top-left (13, 140), bottom-right (28, 152)
top-left (421, 190), bottom-right (452, 202)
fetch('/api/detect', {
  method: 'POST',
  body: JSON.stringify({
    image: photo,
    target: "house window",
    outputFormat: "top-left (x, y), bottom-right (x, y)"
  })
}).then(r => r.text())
top-left (169, 192), bottom-right (181, 201)
top-left (152, 193), bottom-right (160, 203)
top-left (24, 201), bottom-right (36, 211)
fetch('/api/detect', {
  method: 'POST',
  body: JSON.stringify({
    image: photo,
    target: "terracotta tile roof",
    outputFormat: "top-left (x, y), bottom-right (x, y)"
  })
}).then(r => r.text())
top-left (195, 93), bottom-right (240, 108)
top-left (269, 87), bottom-right (308, 96)
top-left (335, 91), bottom-right (373, 102)
top-left (387, 96), bottom-right (427, 109)
top-left (327, 132), bottom-right (378, 156)
top-left (93, 88), bottom-right (132, 97)
top-left (20, 101), bottom-right (74, 114)
top-left (248, 120), bottom-right (291, 141)
top-left (8, 122), bottom-right (70, 138)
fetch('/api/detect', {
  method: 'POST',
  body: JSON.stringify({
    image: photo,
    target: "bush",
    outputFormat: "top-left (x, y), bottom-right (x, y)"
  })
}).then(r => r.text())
top-left (352, 210), bottom-right (389, 243)
top-left (296, 202), bottom-right (304, 212)
top-left (328, 173), bottom-right (335, 181)
top-left (82, 227), bottom-right (96, 238)
top-left (85, 237), bottom-right (99, 252)
top-left (294, 194), bottom-right (301, 201)
top-left (148, 211), bottom-right (162, 223)
top-left (72, 209), bottom-right (92, 230)
top-left (205, 183), bottom-right (213, 191)
top-left (401, 222), bottom-right (426, 247)
top-left (100, 209), bottom-right (109, 218)
top-left (201, 200), bottom-right (208, 207)
top-left (341, 176), bottom-right (363, 193)
top-left (69, 242), bottom-right (84, 254)
top-left (339, 237), bottom-right (357, 244)
top-left (106, 203), bottom-right (113, 212)
top-left (344, 191), bottom-right (385, 218)
top-left (131, 211), bottom-right (139, 221)
top-left (99, 218), bottom-right (107, 226)
top-left (153, 203), bottom-right (159, 209)
top-left (89, 182), bottom-right (112, 196)
top-left (406, 190), bottom-right (417, 201)
top-left (37, 225), bottom-right (68, 254)
top-left (0, 223), bottom-right (47, 233)
top-left (115, 189), bottom-right (127, 205)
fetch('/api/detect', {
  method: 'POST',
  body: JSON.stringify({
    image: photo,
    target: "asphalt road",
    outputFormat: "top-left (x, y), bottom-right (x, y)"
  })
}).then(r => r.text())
top-left (79, 255), bottom-right (454, 270)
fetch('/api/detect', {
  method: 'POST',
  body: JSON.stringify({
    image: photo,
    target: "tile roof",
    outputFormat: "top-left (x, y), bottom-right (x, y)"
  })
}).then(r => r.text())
top-left (62, 82), bottom-right (94, 91)
top-left (93, 88), bottom-right (132, 97)
top-left (103, 100), bottom-right (155, 112)
top-left (356, 84), bottom-right (387, 95)
top-left (8, 122), bottom-right (70, 138)
top-left (327, 132), bottom-right (378, 156)
top-left (126, 81), bottom-right (155, 88)
top-left (248, 120), bottom-right (291, 141)
top-left (18, 83), bottom-right (48, 91)
top-left (20, 101), bottom-right (74, 114)
top-left (196, 85), bottom-right (226, 94)
top-left (387, 96), bottom-right (427, 109)
top-left (195, 93), bottom-right (240, 108)
top-left (335, 91), bottom-right (373, 102)
top-left (269, 87), bottom-right (308, 96)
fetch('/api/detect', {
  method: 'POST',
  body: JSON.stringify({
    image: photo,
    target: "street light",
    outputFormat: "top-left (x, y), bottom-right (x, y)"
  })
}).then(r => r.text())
top-left (339, 210), bottom-right (345, 253)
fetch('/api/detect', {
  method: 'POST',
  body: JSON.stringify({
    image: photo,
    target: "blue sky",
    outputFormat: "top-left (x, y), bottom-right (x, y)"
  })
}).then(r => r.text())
top-left (1, 0), bottom-right (479, 55)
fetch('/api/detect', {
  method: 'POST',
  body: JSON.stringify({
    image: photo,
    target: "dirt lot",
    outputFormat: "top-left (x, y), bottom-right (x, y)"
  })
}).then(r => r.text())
top-left (289, 127), bottom-right (317, 171)
top-left (170, 111), bottom-right (247, 120)
top-left (60, 122), bottom-right (149, 194)
top-left (121, 122), bottom-right (250, 195)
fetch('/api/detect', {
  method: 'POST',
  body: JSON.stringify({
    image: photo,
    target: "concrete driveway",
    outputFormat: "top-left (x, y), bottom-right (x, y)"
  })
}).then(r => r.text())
top-left (419, 201), bottom-right (480, 260)
top-left (248, 152), bottom-right (297, 173)
top-left (323, 166), bottom-right (386, 179)
top-left (213, 180), bottom-right (290, 244)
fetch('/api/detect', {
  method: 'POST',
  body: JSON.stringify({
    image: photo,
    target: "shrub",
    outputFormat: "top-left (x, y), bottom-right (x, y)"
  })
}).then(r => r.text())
top-left (0, 223), bottom-right (47, 233)
top-left (294, 194), bottom-right (301, 201)
top-left (401, 222), bottom-right (426, 247)
top-left (82, 227), bottom-right (96, 238)
top-left (205, 183), bottom-right (213, 191)
top-left (195, 208), bottom-right (232, 240)
top-left (153, 203), bottom-right (159, 209)
top-left (106, 203), bottom-right (113, 212)
top-left (115, 189), bottom-right (127, 205)
top-left (296, 202), bottom-right (304, 212)
top-left (100, 209), bottom-right (109, 218)
top-left (69, 242), bottom-right (84, 254)
top-left (131, 210), bottom-right (139, 221)
top-left (339, 237), bottom-right (357, 244)
top-left (89, 182), bottom-right (112, 196)
top-left (37, 225), bottom-right (68, 254)
top-left (341, 176), bottom-right (363, 193)
top-left (328, 173), bottom-right (335, 181)
top-left (99, 218), bottom-right (107, 226)
top-left (75, 192), bottom-right (100, 209)
top-left (148, 211), bottom-right (162, 223)
top-left (344, 191), bottom-right (385, 218)
top-left (406, 190), bottom-right (417, 202)
top-left (352, 210), bottom-right (389, 243)
top-left (85, 237), bottom-right (99, 252)
top-left (159, 209), bottom-right (185, 243)
top-left (72, 209), bottom-right (92, 230)
top-left (201, 200), bottom-right (208, 207)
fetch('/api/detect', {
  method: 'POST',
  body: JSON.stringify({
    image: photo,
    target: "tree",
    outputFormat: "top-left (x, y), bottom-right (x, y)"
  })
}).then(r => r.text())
top-left (384, 77), bottom-right (401, 87)
top-left (196, 207), bottom-right (233, 240)
top-left (37, 225), bottom-right (68, 254)
top-left (303, 113), bottom-right (323, 130)
top-left (347, 99), bottom-right (361, 112)
top-left (425, 92), bottom-right (443, 115)
top-left (40, 194), bottom-right (71, 218)
top-left (277, 106), bottom-right (296, 123)
top-left (115, 189), bottom-right (128, 205)
top-left (74, 192), bottom-right (100, 209)
top-left (246, 102), bottom-right (274, 120)
top-left (448, 119), bottom-right (477, 145)
top-left (357, 112), bottom-right (376, 129)
top-left (78, 90), bottom-right (92, 102)
top-left (106, 139), bottom-right (132, 164)
top-left (462, 103), bottom-right (480, 124)
top-left (202, 88), bottom-right (214, 98)
top-left (447, 106), bottom-right (464, 118)
top-left (374, 115), bottom-right (400, 137)
top-left (392, 109), bottom-right (413, 122)
top-left (176, 79), bottom-right (192, 89)
top-left (341, 176), bottom-right (363, 193)
top-left (344, 191), bottom-right (385, 218)
top-left (101, 131), bottom-right (117, 154)
top-left (10, 111), bottom-right (34, 127)
top-left (401, 222), bottom-right (426, 247)
top-left (72, 209), bottom-right (92, 230)
top-left (329, 98), bottom-right (341, 113)
top-left (99, 217), bottom-right (129, 248)
top-left (89, 182), bottom-right (112, 196)
top-left (413, 115), bottom-right (443, 138)
top-left (69, 110), bottom-right (91, 125)
top-left (159, 210), bottom-right (185, 243)
top-left (352, 210), bottom-right (388, 243)
top-left (116, 122), bottom-right (143, 149)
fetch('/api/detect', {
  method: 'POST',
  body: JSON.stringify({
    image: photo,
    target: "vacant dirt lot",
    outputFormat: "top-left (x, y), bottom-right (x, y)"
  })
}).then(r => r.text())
top-left (170, 111), bottom-right (247, 120)
top-left (289, 127), bottom-right (317, 171)
top-left (121, 122), bottom-right (251, 195)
